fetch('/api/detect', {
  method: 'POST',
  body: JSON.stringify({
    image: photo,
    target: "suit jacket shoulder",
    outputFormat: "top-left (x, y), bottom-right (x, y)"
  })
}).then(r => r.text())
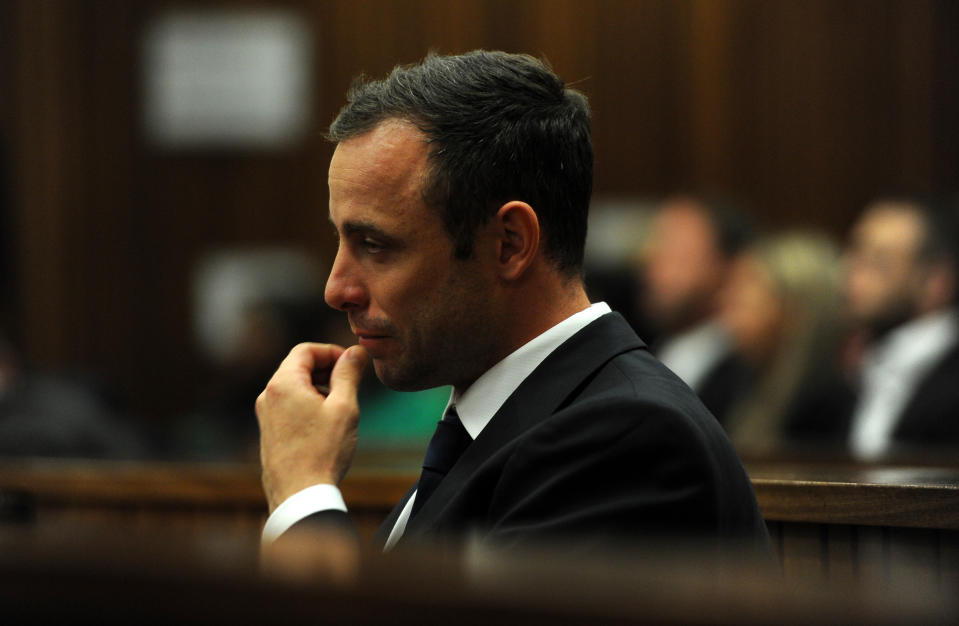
top-left (399, 313), bottom-right (770, 555)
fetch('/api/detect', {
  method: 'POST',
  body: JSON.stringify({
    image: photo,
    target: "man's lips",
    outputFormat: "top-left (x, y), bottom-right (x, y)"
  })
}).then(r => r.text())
top-left (355, 332), bottom-right (392, 350)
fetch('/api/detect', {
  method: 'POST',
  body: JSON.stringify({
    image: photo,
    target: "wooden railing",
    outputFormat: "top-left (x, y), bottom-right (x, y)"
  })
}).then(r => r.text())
top-left (2, 457), bottom-right (958, 586)
top-left (747, 462), bottom-right (959, 587)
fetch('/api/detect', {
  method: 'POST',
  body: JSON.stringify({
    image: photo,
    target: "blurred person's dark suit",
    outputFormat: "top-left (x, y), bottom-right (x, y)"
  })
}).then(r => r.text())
top-left (889, 345), bottom-right (959, 443)
top-left (694, 353), bottom-right (755, 428)
top-left (0, 374), bottom-right (144, 459)
top-left (787, 343), bottom-right (959, 451)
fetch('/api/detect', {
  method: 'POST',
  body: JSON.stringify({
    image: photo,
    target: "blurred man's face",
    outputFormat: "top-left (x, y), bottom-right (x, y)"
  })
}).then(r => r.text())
top-left (642, 200), bottom-right (726, 333)
top-left (842, 204), bottom-right (926, 333)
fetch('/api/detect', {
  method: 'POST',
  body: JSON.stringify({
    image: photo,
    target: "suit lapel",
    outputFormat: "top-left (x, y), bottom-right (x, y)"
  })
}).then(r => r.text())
top-left (401, 312), bottom-right (645, 539)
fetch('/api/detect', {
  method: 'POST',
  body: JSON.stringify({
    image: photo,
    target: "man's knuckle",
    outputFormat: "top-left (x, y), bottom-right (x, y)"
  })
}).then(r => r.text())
top-left (325, 396), bottom-right (358, 417)
top-left (261, 380), bottom-right (287, 404)
top-left (292, 341), bottom-right (324, 355)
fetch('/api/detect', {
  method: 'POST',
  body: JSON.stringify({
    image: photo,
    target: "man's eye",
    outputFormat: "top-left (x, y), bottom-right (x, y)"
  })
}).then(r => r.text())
top-left (362, 238), bottom-right (385, 253)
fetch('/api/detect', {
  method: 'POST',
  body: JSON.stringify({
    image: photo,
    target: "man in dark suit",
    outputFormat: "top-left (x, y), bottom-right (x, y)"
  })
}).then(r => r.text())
top-left (255, 51), bottom-right (770, 561)
top-left (842, 197), bottom-right (959, 460)
top-left (640, 195), bottom-right (755, 426)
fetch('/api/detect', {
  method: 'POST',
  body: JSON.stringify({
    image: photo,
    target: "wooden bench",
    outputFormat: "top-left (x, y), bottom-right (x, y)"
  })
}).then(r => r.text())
top-left (2, 457), bottom-right (958, 587)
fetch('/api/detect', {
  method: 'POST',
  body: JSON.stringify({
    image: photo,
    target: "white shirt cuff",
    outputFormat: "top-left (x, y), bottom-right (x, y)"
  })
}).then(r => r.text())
top-left (261, 484), bottom-right (347, 544)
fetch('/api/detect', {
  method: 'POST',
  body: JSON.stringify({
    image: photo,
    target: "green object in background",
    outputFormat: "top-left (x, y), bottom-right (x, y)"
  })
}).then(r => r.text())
top-left (355, 384), bottom-right (451, 448)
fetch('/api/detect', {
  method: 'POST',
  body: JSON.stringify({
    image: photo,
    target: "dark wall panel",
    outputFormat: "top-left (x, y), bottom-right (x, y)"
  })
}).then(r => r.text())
top-left (3, 0), bottom-right (957, 419)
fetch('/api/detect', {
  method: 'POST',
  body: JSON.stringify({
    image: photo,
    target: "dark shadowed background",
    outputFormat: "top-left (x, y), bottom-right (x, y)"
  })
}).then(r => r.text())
top-left (1, 0), bottom-right (956, 432)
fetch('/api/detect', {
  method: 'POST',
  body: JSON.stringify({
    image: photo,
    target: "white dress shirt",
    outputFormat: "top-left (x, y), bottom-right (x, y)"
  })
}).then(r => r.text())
top-left (849, 308), bottom-right (959, 460)
top-left (655, 320), bottom-right (733, 393)
top-left (262, 302), bottom-right (612, 546)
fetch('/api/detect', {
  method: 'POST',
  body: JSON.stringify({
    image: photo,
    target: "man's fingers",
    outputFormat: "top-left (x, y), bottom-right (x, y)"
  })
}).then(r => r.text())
top-left (327, 345), bottom-right (369, 402)
top-left (283, 342), bottom-right (345, 370)
top-left (276, 343), bottom-right (345, 387)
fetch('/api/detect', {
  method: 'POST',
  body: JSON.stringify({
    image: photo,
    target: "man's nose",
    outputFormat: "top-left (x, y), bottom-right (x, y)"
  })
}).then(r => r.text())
top-left (325, 252), bottom-right (368, 312)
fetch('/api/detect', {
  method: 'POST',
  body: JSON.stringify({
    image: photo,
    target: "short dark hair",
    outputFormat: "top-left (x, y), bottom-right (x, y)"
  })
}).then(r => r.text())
top-left (890, 196), bottom-right (959, 299)
top-left (916, 201), bottom-right (958, 269)
top-left (696, 194), bottom-right (755, 259)
top-left (328, 50), bottom-right (593, 275)
top-left (667, 192), bottom-right (755, 259)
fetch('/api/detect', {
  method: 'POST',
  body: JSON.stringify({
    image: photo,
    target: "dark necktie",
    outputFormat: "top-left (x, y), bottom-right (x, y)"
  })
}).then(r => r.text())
top-left (411, 406), bottom-right (472, 517)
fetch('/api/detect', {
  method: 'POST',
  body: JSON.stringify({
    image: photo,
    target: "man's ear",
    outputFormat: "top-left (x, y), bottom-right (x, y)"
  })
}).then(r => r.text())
top-left (494, 201), bottom-right (540, 281)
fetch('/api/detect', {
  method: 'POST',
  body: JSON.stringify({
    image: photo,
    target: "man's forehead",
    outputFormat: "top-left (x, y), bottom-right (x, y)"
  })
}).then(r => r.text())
top-left (856, 204), bottom-right (924, 253)
top-left (329, 120), bottom-right (429, 189)
top-left (327, 120), bottom-right (435, 233)
top-left (651, 200), bottom-right (717, 251)
top-left (657, 203), bottom-right (709, 230)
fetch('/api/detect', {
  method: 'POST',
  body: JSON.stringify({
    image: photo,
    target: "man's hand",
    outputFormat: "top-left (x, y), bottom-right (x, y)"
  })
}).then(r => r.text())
top-left (256, 343), bottom-right (368, 513)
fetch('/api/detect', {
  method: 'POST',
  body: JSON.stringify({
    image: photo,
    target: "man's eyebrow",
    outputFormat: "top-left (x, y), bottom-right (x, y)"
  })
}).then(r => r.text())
top-left (340, 220), bottom-right (393, 240)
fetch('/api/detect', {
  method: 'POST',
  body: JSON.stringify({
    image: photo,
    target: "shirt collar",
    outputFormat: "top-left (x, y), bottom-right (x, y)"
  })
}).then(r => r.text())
top-left (866, 308), bottom-right (959, 375)
top-left (655, 320), bottom-right (732, 391)
top-left (444, 302), bottom-right (612, 439)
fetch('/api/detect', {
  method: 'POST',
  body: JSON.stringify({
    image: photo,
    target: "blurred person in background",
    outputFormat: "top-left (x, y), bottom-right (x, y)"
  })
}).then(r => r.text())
top-left (169, 296), bottom-right (329, 460)
top-left (719, 232), bottom-right (853, 456)
top-left (0, 331), bottom-right (145, 458)
top-left (640, 194), bottom-right (755, 425)
top-left (841, 197), bottom-right (959, 461)
top-left (0, 141), bottom-right (143, 459)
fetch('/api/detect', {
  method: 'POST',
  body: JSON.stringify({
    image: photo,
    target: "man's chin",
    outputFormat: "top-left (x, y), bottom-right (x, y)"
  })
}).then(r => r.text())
top-left (371, 359), bottom-right (428, 392)
top-left (856, 306), bottom-right (916, 339)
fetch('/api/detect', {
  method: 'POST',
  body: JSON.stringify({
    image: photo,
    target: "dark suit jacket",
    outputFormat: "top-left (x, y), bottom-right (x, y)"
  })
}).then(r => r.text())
top-left (695, 351), bottom-right (754, 427)
top-left (892, 343), bottom-right (959, 446)
top-left (297, 313), bottom-right (770, 560)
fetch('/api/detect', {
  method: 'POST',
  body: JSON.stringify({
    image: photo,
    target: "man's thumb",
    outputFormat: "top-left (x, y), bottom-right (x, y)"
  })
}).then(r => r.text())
top-left (328, 345), bottom-right (368, 399)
